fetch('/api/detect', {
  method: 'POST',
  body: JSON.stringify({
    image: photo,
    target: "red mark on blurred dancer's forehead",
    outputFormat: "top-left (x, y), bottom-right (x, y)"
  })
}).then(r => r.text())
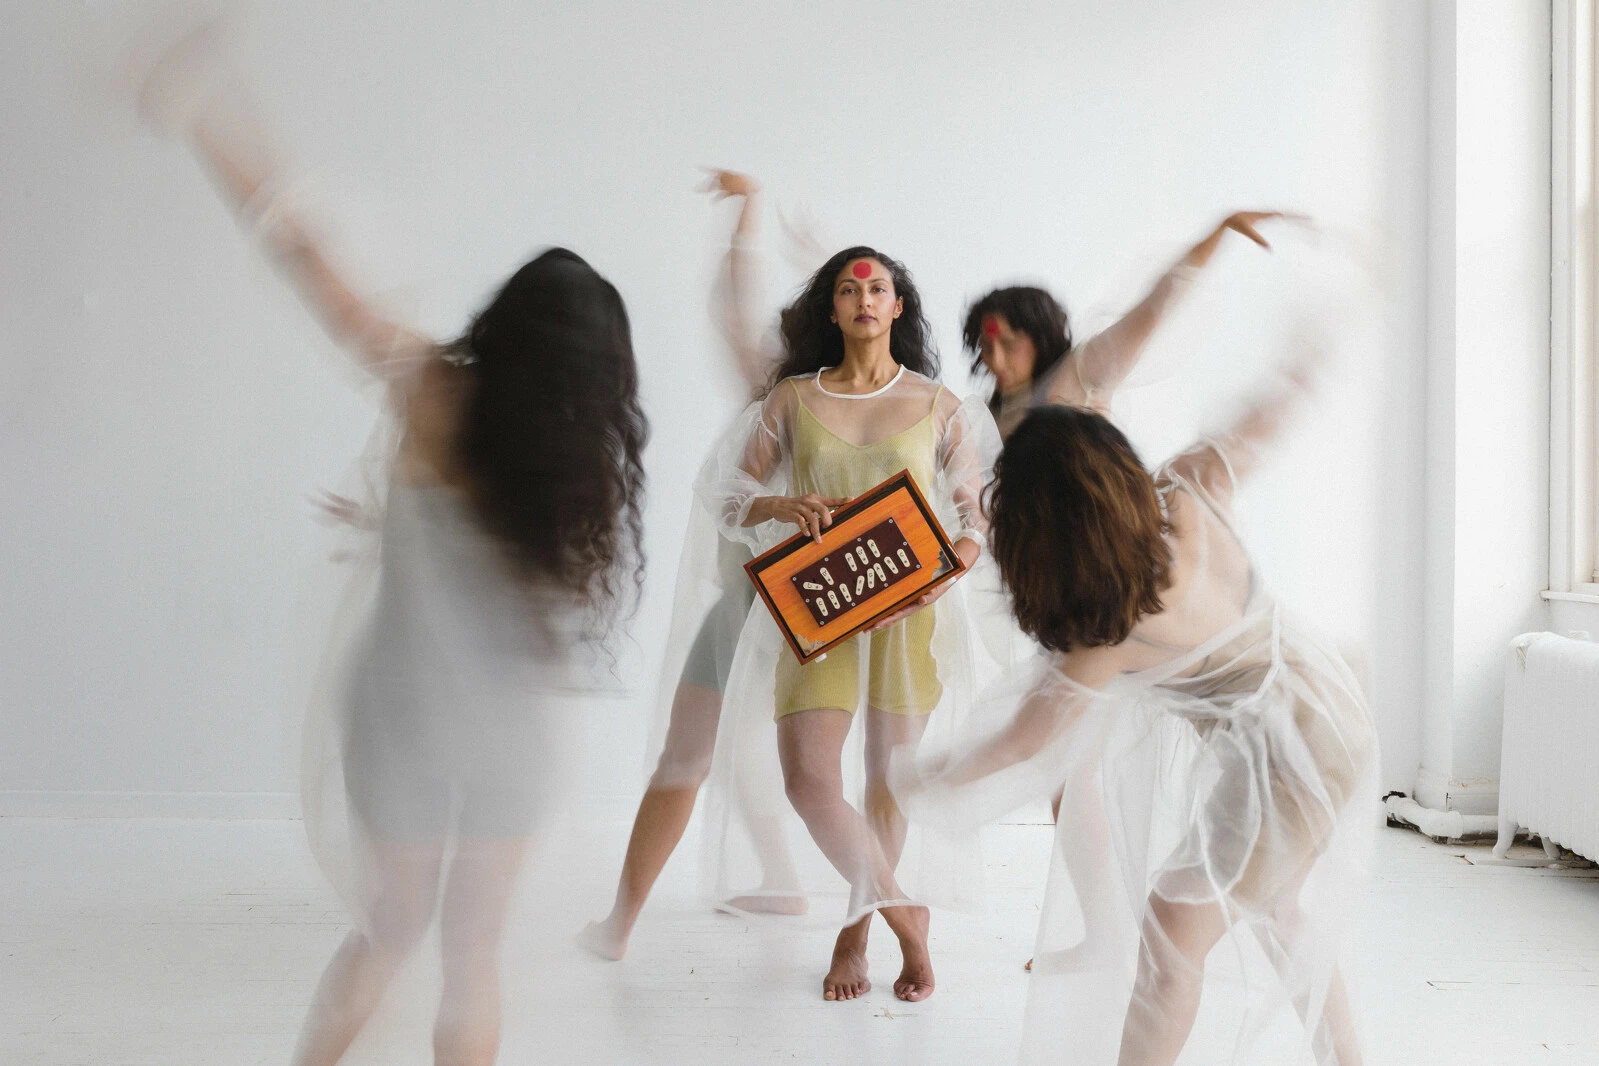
top-left (982, 315), bottom-right (1001, 337)
top-left (851, 260), bottom-right (873, 279)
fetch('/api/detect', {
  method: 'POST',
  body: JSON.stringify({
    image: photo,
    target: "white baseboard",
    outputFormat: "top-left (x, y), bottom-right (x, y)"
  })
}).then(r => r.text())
top-left (0, 790), bottom-right (302, 819)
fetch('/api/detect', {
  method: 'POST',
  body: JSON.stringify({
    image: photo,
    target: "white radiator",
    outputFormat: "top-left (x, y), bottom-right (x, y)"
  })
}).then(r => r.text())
top-left (1494, 632), bottom-right (1599, 861)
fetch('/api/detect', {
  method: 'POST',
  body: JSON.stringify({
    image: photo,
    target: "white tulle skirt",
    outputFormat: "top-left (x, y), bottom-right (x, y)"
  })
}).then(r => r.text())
top-left (900, 604), bottom-right (1378, 1064)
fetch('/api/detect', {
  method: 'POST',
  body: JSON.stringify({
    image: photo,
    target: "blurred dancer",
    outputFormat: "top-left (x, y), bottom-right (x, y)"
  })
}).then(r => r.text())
top-left (966, 212), bottom-right (1286, 974)
top-left (897, 345), bottom-right (1375, 1064)
top-left (966, 212), bottom-right (1284, 437)
top-left (580, 169), bottom-right (807, 962)
top-left (137, 27), bottom-right (646, 1066)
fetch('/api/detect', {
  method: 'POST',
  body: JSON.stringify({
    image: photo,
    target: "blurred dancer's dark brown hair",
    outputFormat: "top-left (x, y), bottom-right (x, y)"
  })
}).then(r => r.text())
top-left (988, 404), bottom-right (1171, 651)
top-left (455, 247), bottom-right (647, 617)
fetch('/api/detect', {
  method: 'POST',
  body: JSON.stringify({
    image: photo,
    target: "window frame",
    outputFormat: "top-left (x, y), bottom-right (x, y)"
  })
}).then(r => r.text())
top-left (1549, 0), bottom-right (1599, 599)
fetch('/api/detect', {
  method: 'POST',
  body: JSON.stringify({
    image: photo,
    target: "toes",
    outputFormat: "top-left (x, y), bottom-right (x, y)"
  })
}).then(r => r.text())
top-left (825, 974), bottom-right (870, 1000)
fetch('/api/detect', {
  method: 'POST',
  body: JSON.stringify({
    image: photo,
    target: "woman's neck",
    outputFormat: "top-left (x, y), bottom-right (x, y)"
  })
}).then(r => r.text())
top-left (824, 334), bottom-right (899, 391)
top-left (999, 376), bottom-right (1033, 405)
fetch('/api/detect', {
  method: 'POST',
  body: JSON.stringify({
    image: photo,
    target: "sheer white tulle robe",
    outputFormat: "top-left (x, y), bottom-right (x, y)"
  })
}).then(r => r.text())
top-left (897, 451), bottom-right (1377, 1065)
top-left (298, 357), bottom-right (604, 935)
top-left (688, 368), bottom-right (1012, 923)
top-left (637, 232), bottom-right (780, 792)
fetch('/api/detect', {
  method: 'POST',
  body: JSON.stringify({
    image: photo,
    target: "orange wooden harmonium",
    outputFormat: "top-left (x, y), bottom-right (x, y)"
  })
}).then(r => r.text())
top-left (745, 469), bottom-right (965, 665)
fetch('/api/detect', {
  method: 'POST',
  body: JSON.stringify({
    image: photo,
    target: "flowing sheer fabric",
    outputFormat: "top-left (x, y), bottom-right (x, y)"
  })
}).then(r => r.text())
top-left (299, 387), bottom-right (603, 938)
top-left (991, 262), bottom-right (1201, 439)
top-left (896, 451), bottom-right (1377, 1065)
top-left (636, 222), bottom-right (781, 792)
top-left (637, 504), bottom-right (758, 789)
top-left (684, 368), bottom-right (1016, 924)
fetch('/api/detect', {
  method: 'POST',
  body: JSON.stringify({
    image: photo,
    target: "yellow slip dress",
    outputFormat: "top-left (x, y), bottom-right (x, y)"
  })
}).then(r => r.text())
top-left (773, 379), bottom-right (946, 719)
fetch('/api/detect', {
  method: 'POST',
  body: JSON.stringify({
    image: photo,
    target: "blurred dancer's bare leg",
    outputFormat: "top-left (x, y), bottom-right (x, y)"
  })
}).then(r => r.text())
top-left (1116, 896), bottom-right (1228, 1066)
top-left (581, 684), bottom-right (718, 960)
top-left (1251, 877), bottom-right (1364, 1066)
top-left (291, 840), bottom-right (445, 1066)
top-left (433, 838), bottom-right (531, 1066)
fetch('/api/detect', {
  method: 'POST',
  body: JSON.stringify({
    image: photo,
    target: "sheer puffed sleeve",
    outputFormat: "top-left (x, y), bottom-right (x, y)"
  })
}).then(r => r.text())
top-left (1047, 262), bottom-right (1201, 412)
top-left (933, 390), bottom-right (1002, 548)
top-left (692, 382), bottom-right (797, 549)
top-left (708, 233), bottom-right (785, 397)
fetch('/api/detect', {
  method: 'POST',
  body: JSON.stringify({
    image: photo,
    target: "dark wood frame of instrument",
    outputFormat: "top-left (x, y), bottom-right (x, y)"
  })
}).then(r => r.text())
top-left (743, 468), bottom-right (966, 665)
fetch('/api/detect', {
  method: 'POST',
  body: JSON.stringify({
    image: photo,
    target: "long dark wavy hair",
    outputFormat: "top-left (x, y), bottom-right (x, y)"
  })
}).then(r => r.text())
top-left (987, 405), bottom-right (1171, 652)
top-left (962, 286), bottom-right (1073, 416)
top-left (452, 247), bottom-right (647, 620)
top-left (766, 245), bottom-right (938, 393)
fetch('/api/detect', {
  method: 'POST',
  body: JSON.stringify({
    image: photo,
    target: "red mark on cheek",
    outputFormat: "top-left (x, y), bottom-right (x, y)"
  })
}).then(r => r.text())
top-left (851, 261), bottom-right (872, 279)
top-left (982, 316), bottom-right (1001, 338)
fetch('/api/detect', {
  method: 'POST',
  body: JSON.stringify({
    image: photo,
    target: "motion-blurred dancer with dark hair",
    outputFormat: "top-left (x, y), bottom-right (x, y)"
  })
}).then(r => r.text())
top-left (137, 27), bottom-right (646, 1066)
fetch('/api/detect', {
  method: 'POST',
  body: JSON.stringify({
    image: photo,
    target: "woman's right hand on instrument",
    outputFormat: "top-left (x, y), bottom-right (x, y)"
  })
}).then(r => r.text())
top-left (750, 493), bottom-right (848, 543)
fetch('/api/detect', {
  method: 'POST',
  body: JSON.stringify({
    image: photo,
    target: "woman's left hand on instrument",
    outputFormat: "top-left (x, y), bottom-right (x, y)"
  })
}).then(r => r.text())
top-left (865, 537), bottom-right (979, 631)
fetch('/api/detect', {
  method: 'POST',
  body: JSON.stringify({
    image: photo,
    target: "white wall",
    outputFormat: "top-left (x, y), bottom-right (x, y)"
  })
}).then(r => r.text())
top-left (1, 0), bottom-right (1431, 812)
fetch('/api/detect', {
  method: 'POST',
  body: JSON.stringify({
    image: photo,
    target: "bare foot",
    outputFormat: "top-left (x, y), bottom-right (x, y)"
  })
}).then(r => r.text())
top-left (823, 921), bottom-right (871, 1001)
top-left (718, 893), bottom-right (809, 916)
top-left (891, 906), bottom-right (934, 1002)
top-left (576, 917), bottom-right (629, 961)
top-left (1024, 957), bottom-right (1033, 972)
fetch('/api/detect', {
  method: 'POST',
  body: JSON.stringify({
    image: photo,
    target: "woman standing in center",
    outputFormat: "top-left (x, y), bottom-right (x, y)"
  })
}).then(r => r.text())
top-left (700, 246), bottom-right (1000, 1002)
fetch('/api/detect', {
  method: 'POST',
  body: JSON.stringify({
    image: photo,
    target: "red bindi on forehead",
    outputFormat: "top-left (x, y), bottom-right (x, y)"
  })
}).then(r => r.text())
top-left (982, 315), bottom-right (1001, 337)
top-left (851, 260), bottom-right (873, 279)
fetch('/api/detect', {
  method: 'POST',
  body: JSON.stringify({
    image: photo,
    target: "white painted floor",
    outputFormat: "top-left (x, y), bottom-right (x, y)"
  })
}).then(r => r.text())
top-left (2, 814), bottom-right (1596, 1065)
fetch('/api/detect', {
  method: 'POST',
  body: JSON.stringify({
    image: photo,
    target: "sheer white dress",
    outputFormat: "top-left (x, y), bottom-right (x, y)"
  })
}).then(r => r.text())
top-left (897, 443), bottom-right (1377, 1065)
top-left (687, 366), bottom-right (1015, 923)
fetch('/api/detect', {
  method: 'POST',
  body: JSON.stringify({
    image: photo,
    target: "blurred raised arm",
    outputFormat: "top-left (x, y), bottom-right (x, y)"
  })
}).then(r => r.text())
top-left (138, 25), bottom-right (431, 379)
top-left (702, 168), bottom-right (775, 398)
top-left (1168, 337), bottom-right (1324, 507)
top-left (1052, 212), bottom-right (1287, 410)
